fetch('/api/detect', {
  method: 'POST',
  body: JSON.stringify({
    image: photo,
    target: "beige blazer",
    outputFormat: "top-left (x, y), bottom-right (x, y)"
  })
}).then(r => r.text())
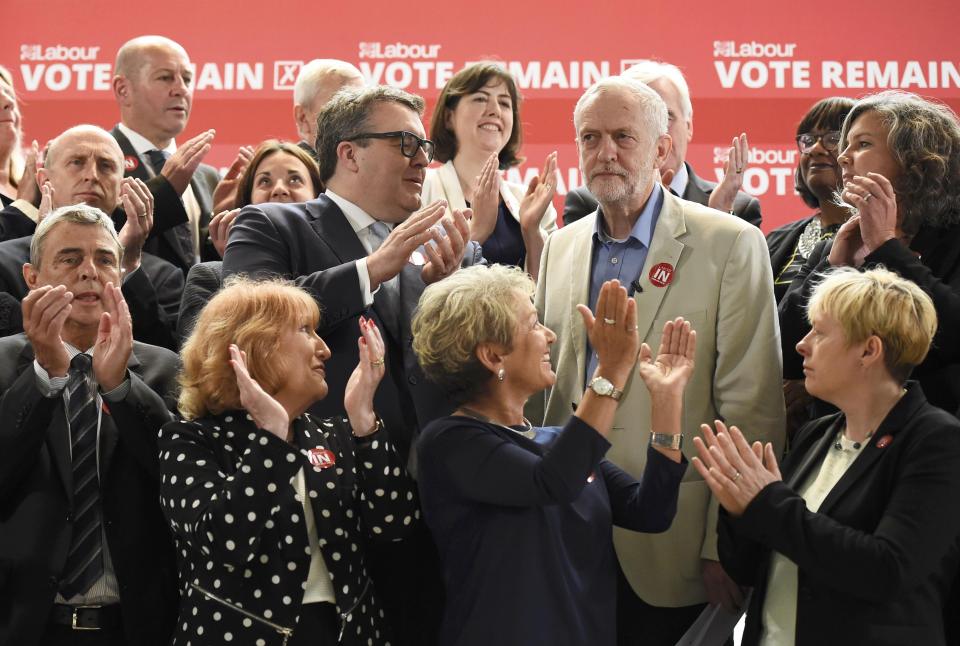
top-left (531, 190), bottom-right (785, 607)
top-left (421, 161), bottom-right (558, 273)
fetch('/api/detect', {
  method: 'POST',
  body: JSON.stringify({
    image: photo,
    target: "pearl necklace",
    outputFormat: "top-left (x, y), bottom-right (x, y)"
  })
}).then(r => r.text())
top-left (458, 407), bottom-right (537, 440)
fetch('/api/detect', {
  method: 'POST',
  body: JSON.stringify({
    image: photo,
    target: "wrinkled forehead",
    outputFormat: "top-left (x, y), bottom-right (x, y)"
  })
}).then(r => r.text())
top-left (44, 221), bottom-right (119, 256)
top-left (49, 131), bottom-right (123, 168)
top-left (577, 89), bottom-right (644, 133)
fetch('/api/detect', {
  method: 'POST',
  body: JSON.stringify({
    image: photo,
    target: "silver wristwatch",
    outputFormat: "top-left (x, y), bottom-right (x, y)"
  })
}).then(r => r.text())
top-left (588, 376), bottom-right (623, 401)
top-left (649, 432), bottom-right (683, 450)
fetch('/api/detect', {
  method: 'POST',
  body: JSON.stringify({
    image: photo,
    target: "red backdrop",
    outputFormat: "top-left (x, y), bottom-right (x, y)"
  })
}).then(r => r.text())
top-left (6, 0), bottom-right (959, 232)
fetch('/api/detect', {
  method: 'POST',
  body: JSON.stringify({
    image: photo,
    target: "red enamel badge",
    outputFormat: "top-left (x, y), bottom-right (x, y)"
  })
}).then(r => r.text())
top-left (123, 155), bottom-right (140, 172)
top-left (875, 435), bottom-right (893, 449)
top-left (307, 448), bottom-right (336, 469)
top-left (648, 263), bottom-right (674, 288)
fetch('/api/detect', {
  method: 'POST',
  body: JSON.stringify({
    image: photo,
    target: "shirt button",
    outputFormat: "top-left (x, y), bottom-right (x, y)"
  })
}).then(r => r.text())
top-left (610, 257), bottom-right (619, 265)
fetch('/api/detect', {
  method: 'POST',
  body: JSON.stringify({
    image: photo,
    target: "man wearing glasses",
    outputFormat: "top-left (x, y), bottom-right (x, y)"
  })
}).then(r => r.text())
top-left (222, 85), bottom-right (481, 646)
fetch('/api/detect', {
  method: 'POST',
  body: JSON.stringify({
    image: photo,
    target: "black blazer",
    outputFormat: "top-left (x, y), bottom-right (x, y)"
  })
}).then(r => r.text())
top-left (176, 260), bottom-right (223, 342)
top-left (779, 222), bottom-right (960, 414)
top-left (765, 214), bottom-right (816, 303)
top-left (110, 125), bottom-right (220, 274)
top-left (0, 334), bottom-right (180, 646)
top-left (718, 383), bottom-right (960, 645)
top-left (222, 195), bottom-right (484, 465)
top-left (159, 412), bottom-right (418, 646)
top-left (0, 203), bottom-right (36, 242)
top-left (0, 236), bottom-right (183, 350)
top-left (562, 162), bottom-right (762, 227)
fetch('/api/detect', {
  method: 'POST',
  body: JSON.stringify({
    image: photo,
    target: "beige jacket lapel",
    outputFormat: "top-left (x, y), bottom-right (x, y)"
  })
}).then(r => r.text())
top-left (632, 191), bottom-right (687, 342)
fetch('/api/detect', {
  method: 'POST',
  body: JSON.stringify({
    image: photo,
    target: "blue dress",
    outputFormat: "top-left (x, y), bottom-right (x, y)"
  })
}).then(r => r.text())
top-left (417, 414), bottom-right (687, 646)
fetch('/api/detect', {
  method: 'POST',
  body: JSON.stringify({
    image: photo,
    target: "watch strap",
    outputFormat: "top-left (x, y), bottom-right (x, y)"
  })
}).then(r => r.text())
top-left (649, 432), bottom-right (683, 450)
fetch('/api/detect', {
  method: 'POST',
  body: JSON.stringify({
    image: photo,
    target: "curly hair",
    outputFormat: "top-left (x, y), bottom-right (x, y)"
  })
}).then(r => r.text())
top-left (429, 62), bottom-right (524, 169)
top-left (794, 97), bottom-right (855, 209)
top-left (177, 277), bottom-right (320, 420)
top-left (412, 264), bottom-right (534, 406)
top-left (808, 266), bottom-right (937, 383)
top-left (234, 139), bottom-right (322, 208)
top-left (841, 91), bottom-right (960, 233)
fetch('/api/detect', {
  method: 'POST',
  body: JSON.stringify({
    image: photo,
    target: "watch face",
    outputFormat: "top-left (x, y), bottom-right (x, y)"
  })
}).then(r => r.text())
top-left (592, 378), bottom-right (613, 396)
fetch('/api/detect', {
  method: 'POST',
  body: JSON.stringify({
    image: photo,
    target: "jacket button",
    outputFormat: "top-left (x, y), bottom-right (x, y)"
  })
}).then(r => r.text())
top-left (408, 375), bottom-right (418, 385)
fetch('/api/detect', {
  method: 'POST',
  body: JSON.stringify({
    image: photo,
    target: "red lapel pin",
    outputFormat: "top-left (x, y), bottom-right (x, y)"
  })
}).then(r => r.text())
top-left (123, 155), bottom-right (140, 172)
top-left (875, 435), bottom-right (893, 449)
top-left (648, 262), bottom-right (675, 288)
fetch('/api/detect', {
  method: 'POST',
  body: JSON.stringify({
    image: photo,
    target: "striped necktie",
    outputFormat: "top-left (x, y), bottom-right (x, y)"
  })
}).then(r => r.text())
top-left (367, 221), bottom-right (402, 340)
top-left (59, 353), bottom-right (104, 599)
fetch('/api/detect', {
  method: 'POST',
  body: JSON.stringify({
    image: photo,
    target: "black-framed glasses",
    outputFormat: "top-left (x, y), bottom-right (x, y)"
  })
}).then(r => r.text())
top-left (796, 131), bottom-right (842, 154)
top-left (342, 131), bottom-right (435, 162)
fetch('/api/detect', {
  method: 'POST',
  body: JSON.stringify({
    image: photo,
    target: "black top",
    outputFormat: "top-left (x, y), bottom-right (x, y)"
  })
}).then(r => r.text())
top-left (468, 199), bottom-right (525, 268)
top-left (766, 214), bottom-right (840, 303)
top-left (417, 414), bottom-right (686, 646)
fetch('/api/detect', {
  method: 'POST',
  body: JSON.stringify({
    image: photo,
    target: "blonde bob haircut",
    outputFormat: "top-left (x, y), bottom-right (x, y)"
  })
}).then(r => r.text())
top-left (412, 264), bottom-right (534, 405)
top-left (807, 267), bottom-right (937, 383)
top-left (178, 277), bottom-right (320, 420)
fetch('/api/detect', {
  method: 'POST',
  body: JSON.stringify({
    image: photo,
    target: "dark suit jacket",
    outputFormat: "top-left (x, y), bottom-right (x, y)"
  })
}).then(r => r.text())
top-left (159, 412), bottom-right (417, 646)
top-left (0, 203), bottom-right (36, 243)
top-left (765, 214), bottom-right (816, 303)
top-left (562, 162), bottom-right (762, 228)
top-left (779, 222), bottom-right (960, 414)
top-left (110, 125), bottom-right (220, 273)
top-left (0, 334), bottom-right (180, 646)
top-left (176, 260), bottom-right (222, 343)
top-left (719, 383), bottom-right (960, 645)
top-left (222, 195), bottom-right (484, 465)
top-left (0, 236), bottom-right (182, 350)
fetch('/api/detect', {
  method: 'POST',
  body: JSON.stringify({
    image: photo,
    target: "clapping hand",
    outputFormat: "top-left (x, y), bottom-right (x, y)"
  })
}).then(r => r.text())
top-left (468, 153), bottom-right (501, 243)
top-left (691, 419), bottom-right (782, 517)
top-left (366, 200), bottom-right (446, 288)
top-left (229, 343), bottom-right (290, 441)
top-left (518, 151), bottom-right (558, 234)
top-left (842, 172), bottom-right (899, 252)
top-left (212, 145), bottom-right (255, 213)
top-left (636, 317), bottom-right (696, 397)
top-left (420, 208), bottom-right (470, 285)
top-left (708, 133), bottom-right (750, 213)
top-left (92, 283), bottom-right (133, 392)
top-left (577, 279), bottom-right (640, 384)
top-left (117, 177), bottom-right (155, 275)
top-left (344, 316), bottom-right (387, 437)
top-left (161, 129), bottom-right (215, 194)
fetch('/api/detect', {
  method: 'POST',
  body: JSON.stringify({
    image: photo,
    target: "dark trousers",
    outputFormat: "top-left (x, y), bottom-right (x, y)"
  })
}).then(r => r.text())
top-left (616, 566), bottom-right (711, 646)
top-left (40, 624), bottom-right (126, 646)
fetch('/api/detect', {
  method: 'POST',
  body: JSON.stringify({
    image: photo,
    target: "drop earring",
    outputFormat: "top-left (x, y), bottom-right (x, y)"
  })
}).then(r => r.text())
top-left (497, 368), bottom-right (505, 382)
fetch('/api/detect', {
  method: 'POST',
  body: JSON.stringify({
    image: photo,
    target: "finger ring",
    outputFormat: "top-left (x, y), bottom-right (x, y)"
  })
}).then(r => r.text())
top-left (138, 211), bottom-right (147, 218)
top-left (732, 470), bottom-right (742, 482)
top-left (863, 193), bottom-right (871, 202)
top-left (603, 317), bottom-right (616, 325)
top-left (735, 167), bottom-right (744, 174)
top-left (370, 356), bottom-right (385, 367)
top-left (627, 325), bottom-right (638, 332)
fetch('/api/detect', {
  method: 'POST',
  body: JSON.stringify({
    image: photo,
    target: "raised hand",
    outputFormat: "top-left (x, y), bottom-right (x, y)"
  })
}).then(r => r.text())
top-left (228, 343), bottom-right (290, 441)
top-left (577, 279), bottom-right (640, 385)
top-left (344, 316), bottom-right (386, 437)
top-left (212, 145), bottom-right (255, 213)
top-left (708, 133), bottom-right (750, 214)
top-left (118, 177), bottom-right (155, 275)
top-left (92, 283), bottom-right (133, 392)
top-left (421, 207), bottom-right (470, 285)
top-left (22, 284), bottom-right (72, 377)
top-left (468, 153), bottom-right (501, 243)
top-left (16, 140), bottom-right (41, 206)
top-left (637, 317), bottom-right (696, 397)
top-left (366, 199), bottom-right (446, 288)
top-left (691, 419), bottom-right (782, 517)
top-left (161, 129), bottom-right (215, 194)
top-left (209, 208), bottom-right (241, 258)
top-left (518, 151), bottom-right (558, 233)
top-left (37, 181), bottom-right (55, 222)
top-left (828, 214), bottom-right (867, 267)
top-left (842, 172), bottom-right (899, 252)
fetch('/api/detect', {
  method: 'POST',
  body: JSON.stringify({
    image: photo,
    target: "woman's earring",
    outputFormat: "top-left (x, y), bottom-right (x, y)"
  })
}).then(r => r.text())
top-left (497, 368), bottom-right (505, 382)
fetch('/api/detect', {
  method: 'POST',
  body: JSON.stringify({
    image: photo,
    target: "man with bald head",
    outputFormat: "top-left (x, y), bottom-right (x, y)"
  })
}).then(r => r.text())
top-left (111, 35), bottom-right (219, 274)
top-left (293, 58), bottom-right (365, 161)
top-left (0, 125), bottom-right (182, 347)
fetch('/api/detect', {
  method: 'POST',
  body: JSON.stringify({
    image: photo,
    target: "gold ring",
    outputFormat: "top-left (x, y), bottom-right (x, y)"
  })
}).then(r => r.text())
top-left (370, 356), bottom-right (385, 367)
top-left (732, 470), bottom-right (742, 482)
top-left (863, 193), bottom-right (871, 202)
top-left (603, 317), bottom-right (616, 325)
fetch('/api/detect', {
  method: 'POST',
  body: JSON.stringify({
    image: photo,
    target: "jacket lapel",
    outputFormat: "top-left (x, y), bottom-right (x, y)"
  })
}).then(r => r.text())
top-left (682, 163), bottom-right (711, 206)
top-left (17, 342), bottom-right (72, 496)
top-left (566, 219), bottom-right (594, 392)
top-left (306, 196), bottom-right (369, 264)
top-left (98, 350), bottom-right (143, 474)
top-left (110, 125), bottom-right (152, 182)
top-left (437, 162), bottom-right (468, 211)
top-left (817, 386), bottom-right (924, 514)
top-left (785, 416), bottom-right (841, 489)
top-left (632, 192), bottom-right (686, 342)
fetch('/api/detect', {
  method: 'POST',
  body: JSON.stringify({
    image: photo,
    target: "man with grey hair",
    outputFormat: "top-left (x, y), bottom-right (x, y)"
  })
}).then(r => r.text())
top-left (293, 58), bottom-right (365, 160)
top-left (532, 77), bottom-right (784, 645)
top-left (0, 203), bottom-right (179, 645)
top-left (0, 124), bottom-right (183, 347)
top-left (111, 35), bottom-right (220, 274)
top-left (564, 59), bottom-right (762, 228)
top-left (224, 84), bottom-right (482, 646)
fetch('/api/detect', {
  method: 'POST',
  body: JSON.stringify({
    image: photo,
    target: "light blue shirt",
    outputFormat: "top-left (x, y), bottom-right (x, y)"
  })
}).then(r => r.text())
top-left (586, 183), bottom-right (664, 381)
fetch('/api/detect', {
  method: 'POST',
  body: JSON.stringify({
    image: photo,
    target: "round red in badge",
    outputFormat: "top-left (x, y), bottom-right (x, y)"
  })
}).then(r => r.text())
top-left (648, 262), bottom-right (674, 288)
top-left (875, 434), bottom-right (893, 449)
top-left (123, 155), bottom-right (140, 172)
top-left (307, 447), bottom-right (336, 469)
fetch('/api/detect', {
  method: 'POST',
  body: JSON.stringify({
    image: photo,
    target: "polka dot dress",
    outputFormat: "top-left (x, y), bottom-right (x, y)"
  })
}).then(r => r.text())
top-left (159, 411), bottom-right (419, 645)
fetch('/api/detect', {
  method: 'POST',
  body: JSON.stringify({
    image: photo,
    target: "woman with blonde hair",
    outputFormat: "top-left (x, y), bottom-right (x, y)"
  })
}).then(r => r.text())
top-left (412, 264), bottom-right (692, 646)
top-left (159, 277), bottom-right (417, 645)
top-left (697, 267), bottom-right (960, 645)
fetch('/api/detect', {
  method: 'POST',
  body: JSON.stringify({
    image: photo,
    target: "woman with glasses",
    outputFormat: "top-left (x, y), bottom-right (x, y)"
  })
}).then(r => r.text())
top-left (422, 62), bottom-right (558, 279)
top-left (766, 97), bottom-right (855, 304)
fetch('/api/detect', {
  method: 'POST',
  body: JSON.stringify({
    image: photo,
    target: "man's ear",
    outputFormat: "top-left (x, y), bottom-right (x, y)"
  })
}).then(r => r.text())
top-left (655, 134), bottom-right (673, 170)
top-left (336, 141), bottom-right (361, 173)
top-left (112, 75), bottom-right (131, 105)
top-left (294, 105), bottom-right (309, 139)
top-left (22, 262), bottom-right (39, 290)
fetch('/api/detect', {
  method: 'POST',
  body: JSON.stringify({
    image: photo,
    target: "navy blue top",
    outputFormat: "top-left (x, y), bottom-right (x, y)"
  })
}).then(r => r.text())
top-left (417, 414), bottom-right (687, 646)
top-left (474, 200), bottom-right (525, 268)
